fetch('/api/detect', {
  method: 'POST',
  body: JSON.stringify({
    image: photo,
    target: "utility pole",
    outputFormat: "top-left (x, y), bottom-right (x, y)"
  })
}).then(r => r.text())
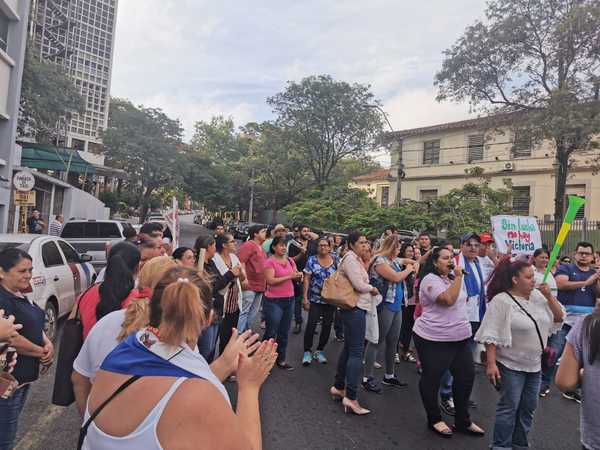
top-left (362, 104), bottom-right (402, 206)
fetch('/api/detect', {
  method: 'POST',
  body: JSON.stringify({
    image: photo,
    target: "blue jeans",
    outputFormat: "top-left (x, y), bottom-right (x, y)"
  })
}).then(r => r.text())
top-left (0, 385), bottom-right (30, 450)
top-left (263, 296), bottom-right (294, 363)
top-left (541, 323), bottom-right (571, 388)
top-left (197, 321), bottom-right (219, 363)
top-left (237, 291), bottom-right (263, 332)
top-left (492, 364), bottom-right (541, 450)
top-left (334, 308), bottom-right (366, 401)
top-left (440, 370), bottom-right (453, 400)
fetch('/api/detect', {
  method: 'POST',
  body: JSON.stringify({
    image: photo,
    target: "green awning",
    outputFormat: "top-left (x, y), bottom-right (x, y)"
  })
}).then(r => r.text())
top-left (20, 144), bottom-right (96, 174)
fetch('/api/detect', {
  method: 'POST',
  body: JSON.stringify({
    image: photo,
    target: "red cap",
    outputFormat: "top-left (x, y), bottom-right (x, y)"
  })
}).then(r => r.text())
top-left (479, 232), bottom-right (494, 244)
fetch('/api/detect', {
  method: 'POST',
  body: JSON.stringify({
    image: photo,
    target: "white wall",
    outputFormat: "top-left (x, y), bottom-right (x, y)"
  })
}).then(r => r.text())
top-left (63, 188), bottom-right (110, 220)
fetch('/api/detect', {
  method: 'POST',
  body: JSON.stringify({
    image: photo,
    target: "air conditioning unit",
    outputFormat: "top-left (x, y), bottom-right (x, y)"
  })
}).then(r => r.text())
top-left (503, 162), bottom-right (515, 171)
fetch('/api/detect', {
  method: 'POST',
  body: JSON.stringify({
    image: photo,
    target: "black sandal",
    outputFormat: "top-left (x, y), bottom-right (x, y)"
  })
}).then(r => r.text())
top-left (452, 423), bottom-right (485, 437)
top-left (429, 421), bottom-right (453, 438)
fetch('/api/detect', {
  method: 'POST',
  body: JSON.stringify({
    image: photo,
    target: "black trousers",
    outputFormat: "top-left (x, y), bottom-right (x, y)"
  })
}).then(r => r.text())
top-left (218, 310), bottom-right (240, 355)
top-left (413, 333), bottom-right (474, 428)
top-left (333, 308), bottom-right (344, 338)
top-left (303, 302), bottom-right (335, 352)
top-left (398, 304), bottom-right (416, 351)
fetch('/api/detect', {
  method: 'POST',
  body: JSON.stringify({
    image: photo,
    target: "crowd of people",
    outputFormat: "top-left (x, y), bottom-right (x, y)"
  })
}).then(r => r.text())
top-left (0, 218), bottom-right (599, 450)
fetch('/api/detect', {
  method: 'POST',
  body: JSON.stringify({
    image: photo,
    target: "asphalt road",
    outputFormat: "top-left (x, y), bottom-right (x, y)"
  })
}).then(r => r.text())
top-left (14, 218), bottom-right (582, 449)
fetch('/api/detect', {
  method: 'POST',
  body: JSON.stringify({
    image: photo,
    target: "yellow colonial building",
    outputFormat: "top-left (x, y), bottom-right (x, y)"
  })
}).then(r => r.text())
top-left (386, 116), bottom-right (600, 221)
top-left (349, 169), bottom-right (395, 207)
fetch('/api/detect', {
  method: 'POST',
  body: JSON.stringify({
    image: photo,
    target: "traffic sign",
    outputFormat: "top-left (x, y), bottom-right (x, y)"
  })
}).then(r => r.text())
top-left (13, 171), bottom-right (35, 192)
top-left (14, 190), bottom-right (36, 206)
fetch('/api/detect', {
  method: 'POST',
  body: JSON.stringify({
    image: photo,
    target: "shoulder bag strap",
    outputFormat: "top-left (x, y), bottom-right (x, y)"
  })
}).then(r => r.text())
top-left (506, 292), bottom-right (545, 352)
top-left (70, 283), bottom-right (98, 320)
top-left (77, 375), bottom-right (141, 450)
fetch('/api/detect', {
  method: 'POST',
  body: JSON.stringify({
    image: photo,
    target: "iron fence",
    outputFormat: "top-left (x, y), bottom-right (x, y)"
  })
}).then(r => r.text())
top-left (538, 220), bottom-right (600, 255)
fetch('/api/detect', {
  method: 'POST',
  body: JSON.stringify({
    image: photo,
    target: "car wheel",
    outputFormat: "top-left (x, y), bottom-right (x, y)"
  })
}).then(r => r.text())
top-left (44, 301), bottom-right (58, 342)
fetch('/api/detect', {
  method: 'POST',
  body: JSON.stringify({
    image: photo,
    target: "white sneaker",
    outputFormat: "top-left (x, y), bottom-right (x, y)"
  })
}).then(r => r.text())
top-left (374, 361), bottom-right (382, 369)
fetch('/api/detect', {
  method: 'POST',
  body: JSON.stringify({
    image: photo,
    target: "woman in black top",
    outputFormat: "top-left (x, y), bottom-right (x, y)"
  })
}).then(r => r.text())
top-left (0, 248), bottom-right (54, 450)
top-left (397, 242), bottom-right (419, 363)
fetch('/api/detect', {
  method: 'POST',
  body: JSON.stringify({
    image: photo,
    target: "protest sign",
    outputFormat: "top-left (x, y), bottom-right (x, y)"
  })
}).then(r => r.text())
top-left (491, 215), bottom-right (542, 255)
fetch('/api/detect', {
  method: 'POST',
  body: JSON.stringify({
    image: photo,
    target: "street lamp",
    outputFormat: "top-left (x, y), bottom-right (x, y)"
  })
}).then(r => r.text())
top-left (362, 103), bottom-right (403, 206)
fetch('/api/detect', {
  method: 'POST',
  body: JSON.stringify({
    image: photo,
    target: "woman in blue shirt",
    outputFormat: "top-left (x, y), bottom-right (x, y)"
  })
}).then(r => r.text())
top-left (301, 238), bottom-right (338, 365)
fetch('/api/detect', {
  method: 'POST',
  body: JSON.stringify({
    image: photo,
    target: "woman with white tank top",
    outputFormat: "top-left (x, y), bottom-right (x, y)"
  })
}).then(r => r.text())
top-left (80, 266), bottom-right (278, 450)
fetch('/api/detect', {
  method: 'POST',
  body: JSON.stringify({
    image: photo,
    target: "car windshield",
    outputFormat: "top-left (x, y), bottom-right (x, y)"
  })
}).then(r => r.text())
top-left (0, 242), bottom-right (30, 252)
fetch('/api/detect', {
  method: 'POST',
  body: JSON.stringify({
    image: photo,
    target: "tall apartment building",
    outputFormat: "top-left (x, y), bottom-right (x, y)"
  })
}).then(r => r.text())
top-left (387, 116), bottom-right (600, 221)
top-left (0, 0), bottom-right (30, 232)
top-left (29, 0), bottom-right (118, 165)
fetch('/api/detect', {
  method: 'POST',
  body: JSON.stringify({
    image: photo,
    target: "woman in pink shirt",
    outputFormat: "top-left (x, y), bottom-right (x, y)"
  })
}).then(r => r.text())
top-left (413, 247), bottom-right (484, 439)
top-left (263, 236), bottom-right (303, 371)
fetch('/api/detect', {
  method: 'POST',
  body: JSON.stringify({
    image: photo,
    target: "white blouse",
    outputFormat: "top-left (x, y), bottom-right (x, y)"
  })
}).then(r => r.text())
top-left (475, 289), bottom-right (564, 372)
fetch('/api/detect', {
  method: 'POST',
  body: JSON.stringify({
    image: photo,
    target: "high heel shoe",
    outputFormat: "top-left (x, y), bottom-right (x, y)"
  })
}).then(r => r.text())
top-left (329, 386), bottom-right (345, 401)
top-left (342, 397), bottom-right (371, 415)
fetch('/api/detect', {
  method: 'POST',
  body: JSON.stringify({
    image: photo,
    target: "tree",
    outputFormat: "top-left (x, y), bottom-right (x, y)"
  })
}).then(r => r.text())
top-left (19, 48), bottom-right (86, 143)
top-left (102, 98), bottom-right (184, 220)
top-left (435, 0), bottom-right (600, 236)
top-left (242, 122), bottom-right (312, 222)
top-left (188, 116), bottom-right (252, 213)
top-left (283, 186), bottom-right (375, 232)
top-left (268, 75), bottom-right (385, 189)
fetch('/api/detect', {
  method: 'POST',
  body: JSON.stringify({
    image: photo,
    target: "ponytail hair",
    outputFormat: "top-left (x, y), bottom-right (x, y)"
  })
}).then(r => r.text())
top-left (486, 256), bottom-right (532, 301)
top-left (116, 255), bottom-right (177, 341)
top-left (159, 280), bottom-right (206, 346)
top-left (97, 242), bottom-right (140, 321)
top-left (148, 267), bottom-right (213, 346)
top-left (583, 304), bottom-right (600, 364)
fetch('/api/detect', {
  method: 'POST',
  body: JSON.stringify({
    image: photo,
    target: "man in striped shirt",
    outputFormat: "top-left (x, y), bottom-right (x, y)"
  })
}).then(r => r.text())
top-left (48, 214), bottom-right (64, 236)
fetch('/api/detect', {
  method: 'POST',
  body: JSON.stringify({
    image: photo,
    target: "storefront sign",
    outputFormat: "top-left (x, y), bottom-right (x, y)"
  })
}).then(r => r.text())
top-left (13, 171), bottom-right (35, 192)
top-left (14, 190), bottom-right (36, 206)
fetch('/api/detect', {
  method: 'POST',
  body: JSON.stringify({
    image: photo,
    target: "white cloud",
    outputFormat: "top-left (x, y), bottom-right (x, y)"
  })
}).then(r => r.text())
top-left (110, 0), bottom-right (487, 141)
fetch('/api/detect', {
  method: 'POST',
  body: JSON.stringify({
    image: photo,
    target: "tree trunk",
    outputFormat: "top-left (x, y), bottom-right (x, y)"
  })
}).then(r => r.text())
top-left (140, 186), bottom-right (155, 223)
top-left (553, 142), bottom-right (569, 239)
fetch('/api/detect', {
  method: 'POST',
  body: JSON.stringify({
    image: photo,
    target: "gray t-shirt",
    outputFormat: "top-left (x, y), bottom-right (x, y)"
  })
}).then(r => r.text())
top-left (567, 317), bottom-right (600, 450)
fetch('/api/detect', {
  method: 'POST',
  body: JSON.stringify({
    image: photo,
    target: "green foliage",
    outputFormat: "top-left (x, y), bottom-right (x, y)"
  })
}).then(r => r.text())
top-left (102, 98), bottom-right (184, 220)
top-left (268, 75), bottom-right (385, 188)
top-left (283, 186), bottom-right (375, 232)
top-left (19, 47), bottom-right (86, 143)
top-left (284, 182), bottom-right (512, 242)
top-left (435, 0), bottom-right (600, 229)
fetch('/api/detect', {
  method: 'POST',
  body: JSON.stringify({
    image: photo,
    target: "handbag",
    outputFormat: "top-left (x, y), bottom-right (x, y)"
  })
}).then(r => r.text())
top-left (52, 284), bottom-right (95, 406)
top-left (506, 292), bottom-right (558, 372)
top-left (321, 255), bottom-right (359, 309)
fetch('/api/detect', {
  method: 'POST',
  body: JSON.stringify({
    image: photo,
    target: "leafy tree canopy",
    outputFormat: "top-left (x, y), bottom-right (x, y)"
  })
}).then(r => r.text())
top-left (435, 0), bottom-right (600, 230)
top-left (18, 48), bottom-right (86, 143)
top-left (268, 75), bottom-right (385, 188)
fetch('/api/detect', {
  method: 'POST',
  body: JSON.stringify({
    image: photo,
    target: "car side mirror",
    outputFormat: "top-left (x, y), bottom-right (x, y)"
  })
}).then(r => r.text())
top-left (79, 254), bottom-right (93, 263)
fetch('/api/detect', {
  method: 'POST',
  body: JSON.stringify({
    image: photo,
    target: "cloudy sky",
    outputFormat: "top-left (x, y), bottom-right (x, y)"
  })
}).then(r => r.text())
top-left (111, 0), bottom-right (486, 149)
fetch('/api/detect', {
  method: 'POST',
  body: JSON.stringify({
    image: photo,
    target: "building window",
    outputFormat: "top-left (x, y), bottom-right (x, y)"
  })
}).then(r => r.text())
top-left (467, 134), bottom-right (484, 162)
top-left (423, 140), bottom-right (440, 165)
top-left (512, 186), bottom-right (531, 215)
top-left (0, 12), bottom-right (9, 52)
top-left (513, 131), bottom-right (532, 157)
top-left (420, 189), bottom-right (438, 202)
top-left (380, 186), bottom-right (390, 207)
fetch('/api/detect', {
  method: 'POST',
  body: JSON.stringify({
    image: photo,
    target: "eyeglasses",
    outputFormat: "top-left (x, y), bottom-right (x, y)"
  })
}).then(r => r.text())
top-left (577, 252), bottom-right (593, 256)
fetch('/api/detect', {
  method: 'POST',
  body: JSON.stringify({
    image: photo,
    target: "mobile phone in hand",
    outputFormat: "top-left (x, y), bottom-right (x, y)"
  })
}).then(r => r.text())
top-left (493, 378), bottom-right (502, 392)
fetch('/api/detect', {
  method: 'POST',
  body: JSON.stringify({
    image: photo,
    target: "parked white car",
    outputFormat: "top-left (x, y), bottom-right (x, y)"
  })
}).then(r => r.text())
top-left (0, 234), bottom-right (96, 341)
